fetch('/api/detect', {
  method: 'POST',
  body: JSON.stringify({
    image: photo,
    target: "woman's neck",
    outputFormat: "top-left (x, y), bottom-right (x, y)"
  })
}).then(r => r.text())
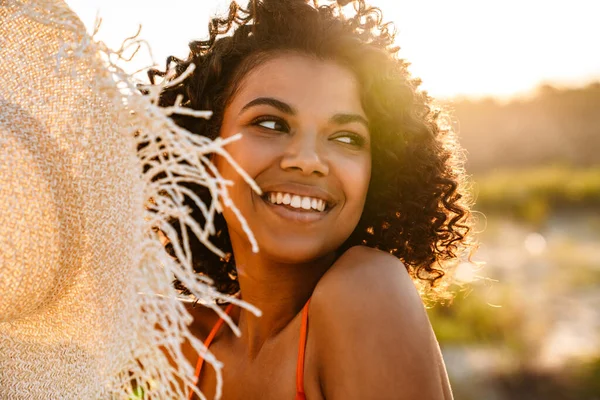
top-left (231, 242), bottom-right (335, 358)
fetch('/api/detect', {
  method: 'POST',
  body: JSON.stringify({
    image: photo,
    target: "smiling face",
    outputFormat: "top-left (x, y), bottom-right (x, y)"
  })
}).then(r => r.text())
top-left (216, 53), bottom-right (371, 265)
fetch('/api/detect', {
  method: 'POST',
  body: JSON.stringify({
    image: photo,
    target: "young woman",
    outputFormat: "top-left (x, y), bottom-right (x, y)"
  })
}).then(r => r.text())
top-left (151, 0), bottom-right (472, 398)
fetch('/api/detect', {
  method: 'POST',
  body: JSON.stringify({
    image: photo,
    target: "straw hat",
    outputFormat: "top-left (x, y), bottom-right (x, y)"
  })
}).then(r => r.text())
top-left (0, 0), bottom-right (256, 398)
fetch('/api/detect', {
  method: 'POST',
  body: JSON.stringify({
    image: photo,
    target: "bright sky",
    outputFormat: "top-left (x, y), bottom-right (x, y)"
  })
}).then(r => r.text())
top-left (66, 0), bottom-right (600, 100)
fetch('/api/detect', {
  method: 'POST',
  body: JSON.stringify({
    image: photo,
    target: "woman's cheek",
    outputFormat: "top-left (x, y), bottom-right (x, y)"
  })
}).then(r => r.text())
top-left (217, 135), bottom-right (260, 180)
top-left (337, 153), bottom-right (371, 205)
top-left (231, 133), bottom-right (282, 173)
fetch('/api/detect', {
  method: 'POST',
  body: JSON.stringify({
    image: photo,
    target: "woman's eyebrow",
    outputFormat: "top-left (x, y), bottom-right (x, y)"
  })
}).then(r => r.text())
top-left (330, 113), bottom-right (369, 129)
top-left (240, 97), bottom-right (296, 115)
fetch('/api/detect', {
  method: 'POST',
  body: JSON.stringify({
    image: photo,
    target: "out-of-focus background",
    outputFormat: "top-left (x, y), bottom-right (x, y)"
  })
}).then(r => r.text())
top-left (430, 87), bottom-right (600, 399)
top-left (67, 1), bottom-right (600, 398)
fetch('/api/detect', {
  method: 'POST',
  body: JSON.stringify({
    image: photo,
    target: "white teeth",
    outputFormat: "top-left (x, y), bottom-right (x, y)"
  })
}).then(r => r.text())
top-left (282, 193), bottom-right (291, 205)
top-left (291, 195), bottom-right (302, 208)
top-left (266, 192), bottom-right (328, 211)
top-left (301, 197), bottom-right (311, 210)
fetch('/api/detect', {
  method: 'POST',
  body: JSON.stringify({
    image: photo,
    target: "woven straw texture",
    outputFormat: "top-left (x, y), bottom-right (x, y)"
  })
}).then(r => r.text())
top-left (0, 1), bottom-right (258, 398)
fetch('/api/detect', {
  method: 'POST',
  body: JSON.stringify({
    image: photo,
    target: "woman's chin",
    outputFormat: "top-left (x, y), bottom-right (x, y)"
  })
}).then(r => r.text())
top-left (256, 237), bottom-right (339, 266)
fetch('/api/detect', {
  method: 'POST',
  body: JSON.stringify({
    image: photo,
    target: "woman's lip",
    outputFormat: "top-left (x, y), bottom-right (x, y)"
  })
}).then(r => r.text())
top-left (259, 194), bottom-right (330, 223)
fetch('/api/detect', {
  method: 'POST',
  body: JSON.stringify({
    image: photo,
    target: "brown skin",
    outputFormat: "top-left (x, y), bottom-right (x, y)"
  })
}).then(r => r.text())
top-left (183, 54), bottom-right (452, 399)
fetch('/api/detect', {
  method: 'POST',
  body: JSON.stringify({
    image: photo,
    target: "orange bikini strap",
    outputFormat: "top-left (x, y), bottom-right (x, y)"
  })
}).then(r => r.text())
top-left (295, 298), bottom-right (310, 400)
top-left (189, 303), bottom-right (235, 400)
top-left (189, 299), bottom-right (311, 400)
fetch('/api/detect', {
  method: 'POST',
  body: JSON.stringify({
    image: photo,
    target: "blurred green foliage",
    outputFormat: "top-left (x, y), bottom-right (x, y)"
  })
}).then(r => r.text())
top-left (129, 386), bottom-right (144, 400)
top-left (575, 357), bottom-right (600, 398)
top-left (435, 83), bottom-right (600, 399)
top-left (477, 357), bottom-right (600, 400)
top-left (472, 165), bottom-right (600, 223)
top-left (428, 287), bottom-right (524, 348)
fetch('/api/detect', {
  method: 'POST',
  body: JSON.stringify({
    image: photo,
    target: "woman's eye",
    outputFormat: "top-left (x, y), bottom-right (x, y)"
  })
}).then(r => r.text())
top-left (332, 133), bottom-right (366, 147)
top-left (252, 117), bottom-right (288, 132)
top-left (334, 136), bottom-right (353, 144)
top-left (258, 120), bottom-right (280, 130)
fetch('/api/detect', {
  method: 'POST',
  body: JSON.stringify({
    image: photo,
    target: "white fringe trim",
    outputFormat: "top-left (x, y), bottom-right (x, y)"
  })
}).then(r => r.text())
top-left (20, 2), bottom-right (260, 398)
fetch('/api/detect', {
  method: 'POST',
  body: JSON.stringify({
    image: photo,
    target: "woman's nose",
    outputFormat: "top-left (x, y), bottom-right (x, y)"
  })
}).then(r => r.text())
top-left (279, 132), bottom-right (329, 177)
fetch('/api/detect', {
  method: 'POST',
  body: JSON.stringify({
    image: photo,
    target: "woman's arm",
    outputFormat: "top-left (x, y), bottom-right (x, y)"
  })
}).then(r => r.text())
top-left (311, 246), bottom-right (453, 400)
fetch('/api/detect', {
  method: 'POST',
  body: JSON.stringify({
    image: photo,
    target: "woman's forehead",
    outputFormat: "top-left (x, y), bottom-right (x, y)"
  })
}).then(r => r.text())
top-left (229, 54), bottom-right (366, 118)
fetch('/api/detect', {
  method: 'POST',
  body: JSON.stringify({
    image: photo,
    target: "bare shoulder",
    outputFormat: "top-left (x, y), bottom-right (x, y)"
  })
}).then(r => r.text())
top-left (313, 245), bottom-right (421, 311)
top-left (310, 246), bottom-right (452, 400)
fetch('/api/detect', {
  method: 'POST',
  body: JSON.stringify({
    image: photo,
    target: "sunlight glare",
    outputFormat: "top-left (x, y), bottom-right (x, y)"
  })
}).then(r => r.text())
top-left (65, 0), bottom-right (600, 99)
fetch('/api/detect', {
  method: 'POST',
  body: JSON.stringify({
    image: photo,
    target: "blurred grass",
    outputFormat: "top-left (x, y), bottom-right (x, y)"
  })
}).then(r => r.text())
top-left (575, 357), bottom-right (600, 398)
top-left (436, 166), bottom-right (600, 399)
top-left (427, 288), bottom-right (524, 347)
top-left (472, 165), bottom-right (600, 223)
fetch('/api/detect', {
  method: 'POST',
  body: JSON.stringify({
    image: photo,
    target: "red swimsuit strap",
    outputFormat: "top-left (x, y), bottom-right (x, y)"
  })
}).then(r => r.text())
top-left (189, 299), bottom-right (311, 400)
top-left (189, 303), bottom-right (235, 400)
top-left (295, 298), bottom-right (311, 400)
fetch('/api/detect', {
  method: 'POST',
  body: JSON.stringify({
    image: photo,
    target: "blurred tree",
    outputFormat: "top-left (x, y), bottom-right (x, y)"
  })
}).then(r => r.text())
top-left (448, 83), bottom-right (600, 172)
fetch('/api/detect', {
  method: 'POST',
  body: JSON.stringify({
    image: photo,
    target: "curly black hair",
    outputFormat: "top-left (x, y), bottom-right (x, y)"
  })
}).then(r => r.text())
top-left (149, 0), bottom-right (473, 296)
